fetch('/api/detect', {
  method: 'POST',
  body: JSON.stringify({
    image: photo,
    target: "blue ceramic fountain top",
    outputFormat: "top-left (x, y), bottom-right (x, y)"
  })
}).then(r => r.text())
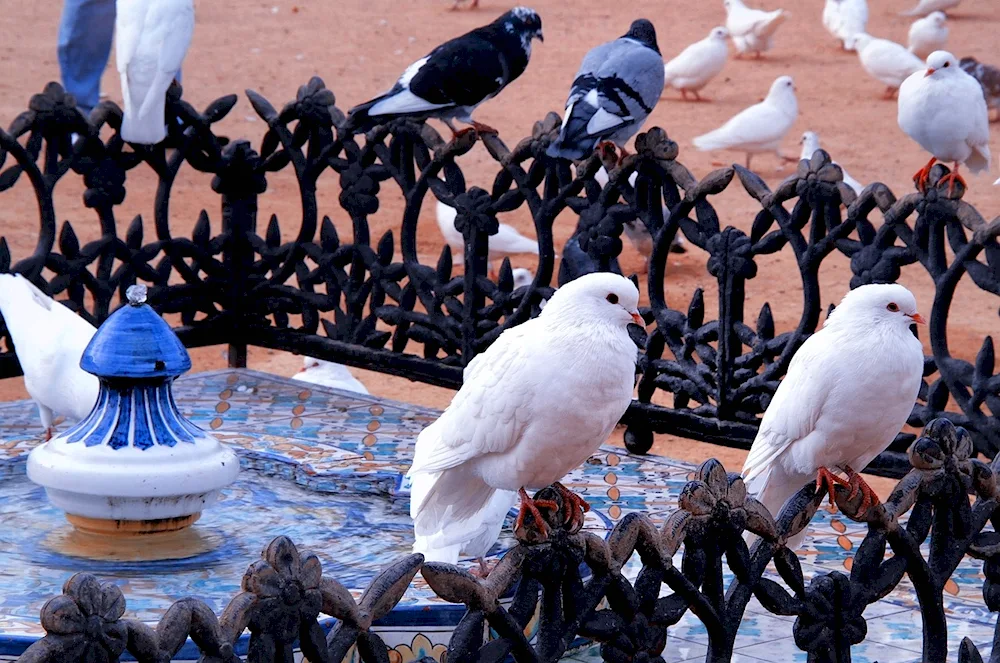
top-left (80, 285), bottom-right (192, 379)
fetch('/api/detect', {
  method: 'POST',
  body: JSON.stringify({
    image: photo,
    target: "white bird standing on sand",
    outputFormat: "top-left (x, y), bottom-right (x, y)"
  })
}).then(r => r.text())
top-left (823, 0), bottom-right (868, 51)
top-left (900, 0), bottom-right (960, 17)
top-left (742, 284), bottom-right (925, 549)
top-left (723, 0), bottom-right (789, 59)
top-left (0, 274), bottom-right (99, 440)
top-left (292, 357), bottom-right (369, 395)
top-left (435, 200), bottom-right (539, 272)
top-left (799, 131), bottom-right (864, 194)
top-left (662, 27), bottom-right (729, 101)
top-left (899, 50), bottom-right (991, 195)
top-left (693, 76), bottom-right (798, 169)
top-left (115, 0), bottom-right (195, 145)
top-left (408, 272), bottom-right (641, 570)
top-left (852, 33), bottom-right (925, 99)
top-left (908, 12), bottom-right (948, 60)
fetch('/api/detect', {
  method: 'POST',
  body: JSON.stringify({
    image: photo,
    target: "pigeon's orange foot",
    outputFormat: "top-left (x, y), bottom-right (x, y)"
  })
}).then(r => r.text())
top-left (815, 466), bottom-right (851, 507)
top-left (843, 466), bottom-right (881, 517)
top-left (551, 481), bottom-right (590, 532)
top-left (912, 156), bottom-right (938, 192)
top-left (616, 147), bottom-right (631, 167)
top-left (470, 557), bottom-right (496, 578)
top-left (596, 140), bottom-right (619, 162)
top-left (471, 121), bottom-right (499, 136)
top-left (514, 487), bottom-right (559, 543)
top-left (939, 165), bottom-right (966, 197)
top-left (44, 427), bottom-right (52, 442)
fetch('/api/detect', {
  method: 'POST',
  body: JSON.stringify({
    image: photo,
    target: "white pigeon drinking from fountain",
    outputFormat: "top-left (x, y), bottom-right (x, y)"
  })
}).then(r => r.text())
top-left (292, 357), bottom-right (369, 395)
top-left (742, 284), bottom-right (925, 548)
top-left (408, 272), bottom-right (642, 572)
top-left (0, 274), bottom-right (98, 439)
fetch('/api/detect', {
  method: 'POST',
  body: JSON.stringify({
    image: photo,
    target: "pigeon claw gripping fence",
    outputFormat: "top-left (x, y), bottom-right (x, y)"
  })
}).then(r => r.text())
top-left (1, 80), bottom-right (999, 662)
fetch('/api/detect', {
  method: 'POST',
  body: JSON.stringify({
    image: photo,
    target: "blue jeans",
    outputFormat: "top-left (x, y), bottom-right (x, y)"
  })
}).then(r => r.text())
top-left (58, 0), bottom-right (116, 116)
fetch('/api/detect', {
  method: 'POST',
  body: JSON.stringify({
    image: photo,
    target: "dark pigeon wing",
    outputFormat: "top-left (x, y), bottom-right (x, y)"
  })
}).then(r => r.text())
top-left (408, 36), bottom-right (510, 108)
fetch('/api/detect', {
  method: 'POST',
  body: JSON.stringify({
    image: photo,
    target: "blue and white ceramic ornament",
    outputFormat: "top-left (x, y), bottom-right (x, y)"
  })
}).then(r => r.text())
top-left (27, 285), bottom-right (239, 534)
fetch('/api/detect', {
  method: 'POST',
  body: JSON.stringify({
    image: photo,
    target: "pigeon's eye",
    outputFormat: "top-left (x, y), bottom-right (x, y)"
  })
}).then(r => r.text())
top-left (606, 293), bottom-right (619, 305)
top-left (943, 62), bottom-right (950, 68)
top-left (887, 303), bottom-right (899, 312)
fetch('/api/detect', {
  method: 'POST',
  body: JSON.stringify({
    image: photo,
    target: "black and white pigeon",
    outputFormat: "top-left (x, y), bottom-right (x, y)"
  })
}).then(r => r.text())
top-left (345, 7), bottom-right (543, 136)
top-left (547, 20), bottom-right (665, 162)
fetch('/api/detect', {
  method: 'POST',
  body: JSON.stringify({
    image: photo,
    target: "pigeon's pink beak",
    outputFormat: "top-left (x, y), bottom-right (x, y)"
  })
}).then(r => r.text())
top-left (925, 68), bottom-right (935, 77)
top-left (908, 312), bottom-right (927, 325)
top-left (631, 312), bottom-right (644, 325)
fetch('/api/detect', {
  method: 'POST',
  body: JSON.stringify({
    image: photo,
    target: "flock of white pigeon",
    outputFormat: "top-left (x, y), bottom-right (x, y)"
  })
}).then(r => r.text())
top-left (0, 0), bottom-right (978, 575)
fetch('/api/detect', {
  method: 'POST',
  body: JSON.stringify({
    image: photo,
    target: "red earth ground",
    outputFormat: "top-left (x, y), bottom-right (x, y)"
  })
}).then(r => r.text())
top-left (1, 0), bottom-right (999, 490)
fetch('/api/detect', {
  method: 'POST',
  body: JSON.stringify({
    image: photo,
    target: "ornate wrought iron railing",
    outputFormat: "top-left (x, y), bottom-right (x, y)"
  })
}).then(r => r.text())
top-left (1, 80), bottom-right (999, 476)
top-left (13, 418), bottom-right (999, 663)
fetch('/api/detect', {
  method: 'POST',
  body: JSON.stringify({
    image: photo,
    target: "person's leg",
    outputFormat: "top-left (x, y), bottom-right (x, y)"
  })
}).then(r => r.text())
top-left (57, 0), bottom-right (115, 116)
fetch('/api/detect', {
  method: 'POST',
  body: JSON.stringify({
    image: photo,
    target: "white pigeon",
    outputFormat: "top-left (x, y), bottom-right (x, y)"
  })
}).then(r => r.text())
top-left (742, 284), bottom-right (925, 548)
top-left (907, 12), bottom-right (948, 60)
top-left (435, 200), bottom-right (539, 272)
top-left (693, 75), bottom-right (798, 168)
top-left (852, 33), bottom-right (925, 99)
top-left (408, 272), bottom-right (641, 569)
top-left (662, 27), bottom-right (729, 101)
top-left (799, 131), bottom-right (864, 194)
top-left (512, 268), bottom-right (534, 290)
top-left (291, 357), bottom-right (369, 395)
top-left (898, 50), bottom-right (991, 194)
top-left (593, 167), bottom-right (686, 265)
top-left (723, 0), bottom-right (789, 59)
top-left (900, 0), bottom-right (960, 17)
top-left (0, 274), bottom-right (99, 439)
top-left (823, 0), bottom-right (869, 51)
top-left (115, 0), bottom-right (195, 145)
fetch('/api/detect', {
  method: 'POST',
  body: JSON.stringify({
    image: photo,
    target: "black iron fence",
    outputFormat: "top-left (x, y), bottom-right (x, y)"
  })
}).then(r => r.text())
top-left (2, 80), bottom-right (1000, 662)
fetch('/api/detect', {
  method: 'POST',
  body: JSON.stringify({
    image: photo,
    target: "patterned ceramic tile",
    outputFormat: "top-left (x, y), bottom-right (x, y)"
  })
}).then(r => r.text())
top-left (0, 369), bottom-right (995, 663)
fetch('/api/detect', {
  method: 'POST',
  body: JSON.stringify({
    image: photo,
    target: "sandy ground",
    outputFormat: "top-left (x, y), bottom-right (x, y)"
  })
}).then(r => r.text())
top-left (2, 0), bottom-right (999, 492)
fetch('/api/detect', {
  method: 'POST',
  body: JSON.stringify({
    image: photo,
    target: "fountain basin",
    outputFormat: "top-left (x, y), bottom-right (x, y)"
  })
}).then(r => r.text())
top-left (0, 369), bottom-right (668, 661)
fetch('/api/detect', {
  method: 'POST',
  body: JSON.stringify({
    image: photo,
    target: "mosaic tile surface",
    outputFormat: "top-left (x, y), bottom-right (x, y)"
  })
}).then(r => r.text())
top-left (0, 369), bottom-right (994, 662)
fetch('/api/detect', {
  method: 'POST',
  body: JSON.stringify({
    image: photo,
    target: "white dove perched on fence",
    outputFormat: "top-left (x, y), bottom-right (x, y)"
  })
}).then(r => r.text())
top-left (662, 27), bottom-right (729, 101)
top-left (547, 20), bottom-right (665, 163)
top-left (852, 33), bottom-right (925, 99)
top-left (693, 76), bottom-right (798, 169)
top-left (899, 50), bottom-right (991, 195)
top-left (0, 274), bottom-right (99, 440)
top-left (742, 284), bottom-right (925, 549)
top-left (115, 0), bottom-right (195, 145)
top-left (723, 0), bottom-right (789, 59)
top-left (408, 272), bottom-right (642, 572)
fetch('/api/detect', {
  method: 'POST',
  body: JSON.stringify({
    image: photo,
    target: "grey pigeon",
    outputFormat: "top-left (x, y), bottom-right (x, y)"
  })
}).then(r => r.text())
top-left (960, 56), bottom-right (1000, 120)
top-left (547, 19), bottom-right (665, 161)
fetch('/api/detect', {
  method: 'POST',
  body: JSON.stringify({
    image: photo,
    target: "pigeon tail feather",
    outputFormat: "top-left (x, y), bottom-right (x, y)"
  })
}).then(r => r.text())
top-left (754, 10), bottom-right (789, 40)
top-left (967, 143), bottom-right (991, 174)
top-left (547, 103), bottom-right (599, 160)
top-left (121, 71), bottom-right (172, 145)
top-left (410, 467), bottom-right (512, 562)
